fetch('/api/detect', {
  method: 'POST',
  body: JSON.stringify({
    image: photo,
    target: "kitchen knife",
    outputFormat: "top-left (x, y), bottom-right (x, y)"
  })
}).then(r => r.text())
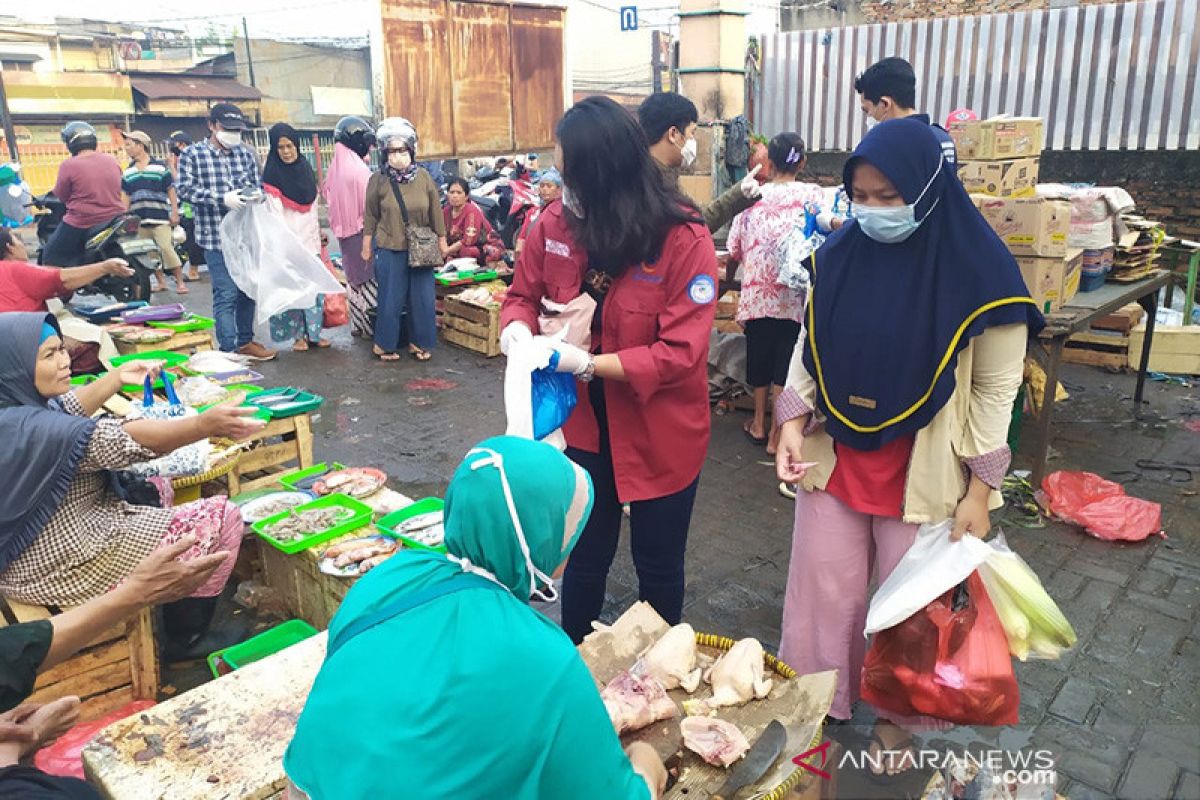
top-left (711, 719), bottom-right (787, 800)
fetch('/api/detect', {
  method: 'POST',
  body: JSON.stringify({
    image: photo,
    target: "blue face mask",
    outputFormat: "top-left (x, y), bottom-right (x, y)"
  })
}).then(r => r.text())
top-left (851, 156), bottom-right (943, 244)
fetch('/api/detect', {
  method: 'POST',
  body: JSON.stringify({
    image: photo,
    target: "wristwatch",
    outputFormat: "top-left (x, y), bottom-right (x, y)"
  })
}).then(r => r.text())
top-left (579, 354), bottom-right (597, 383)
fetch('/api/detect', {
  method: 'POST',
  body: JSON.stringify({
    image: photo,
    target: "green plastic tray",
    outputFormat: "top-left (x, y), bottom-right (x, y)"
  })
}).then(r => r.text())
top-left (278, 462), bottom-right (346, 492)
top-left (206, 619), bottom-right (318, 678)
top-left (109, 350), bottom-right (190, 368)
top-left (377, 497), bottom-right (447, 553)
top-left (245, 386), bottom-right (324, 418)
top-left (70, 373), bottom-right (103, 386)
top-left (252, 493), bottom-right (373, 554)
top-left (147, 314), bottom-right (215, 332)
top-left (436, 269), bottom-right (498, 286)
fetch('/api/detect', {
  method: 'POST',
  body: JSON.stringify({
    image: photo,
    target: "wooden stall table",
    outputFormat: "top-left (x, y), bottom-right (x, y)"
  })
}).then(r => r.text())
top-left (82, 631), bottom-right (326, 800)
top-left (1025, 270), bottom-right (1172, 484)
top-left (256, 488), bottom-right (414, 629)
top-left (111, 328), bottom-right (216, 357)
top-left (225, 414), bottom-right (316, 495)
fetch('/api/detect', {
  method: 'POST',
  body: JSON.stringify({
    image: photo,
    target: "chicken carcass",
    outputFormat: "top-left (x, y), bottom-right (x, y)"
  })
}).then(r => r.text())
top-left (680, 716), bottom-right (751, 768)
top-left (601, 670), bottom-right (679, 735)
top-left (703, 638), bottom-right (774, 709)
top-left (636, 623), bottom-right (703, 693)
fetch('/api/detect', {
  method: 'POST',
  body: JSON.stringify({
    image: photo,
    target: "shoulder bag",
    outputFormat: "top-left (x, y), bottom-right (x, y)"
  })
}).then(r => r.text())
top-left (388, 176), bottom-right (442, 268)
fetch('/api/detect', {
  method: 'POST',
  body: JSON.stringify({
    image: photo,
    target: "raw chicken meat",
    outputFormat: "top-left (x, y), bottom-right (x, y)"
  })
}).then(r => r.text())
top-left (702, 638), bottom-right (774, 709)
top-left (636, 623), bottom-right (703, 693)
top-left (601, 670), bottom-right (679, 734)
top-left (680, 716), bottom-right (751, 768)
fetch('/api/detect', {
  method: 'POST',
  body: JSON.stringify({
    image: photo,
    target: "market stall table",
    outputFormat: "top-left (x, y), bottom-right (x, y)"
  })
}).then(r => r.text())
top-left (81, 631), bottom-right (326, 800)
top-left (1025, 270), bottom-right (1172, 483)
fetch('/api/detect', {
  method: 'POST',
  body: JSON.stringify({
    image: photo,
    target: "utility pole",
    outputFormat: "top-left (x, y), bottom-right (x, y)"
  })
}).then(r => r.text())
top-left (0, 69), bottom-right (19, 162)
top-left (241, 17), bottom-right (256, 88)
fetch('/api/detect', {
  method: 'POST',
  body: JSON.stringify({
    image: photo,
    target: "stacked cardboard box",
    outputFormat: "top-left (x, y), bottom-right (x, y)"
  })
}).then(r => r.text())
top-left (971, 194), bottom-right (1080, 313)
top-left (952, 117), bottom-right (1044, 198)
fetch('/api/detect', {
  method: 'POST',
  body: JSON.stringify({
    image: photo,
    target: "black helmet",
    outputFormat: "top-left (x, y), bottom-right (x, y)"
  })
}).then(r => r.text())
top-left (334, 116), bottom-right (376, 158)
top-left (61, 121), bottom-right (98, 155)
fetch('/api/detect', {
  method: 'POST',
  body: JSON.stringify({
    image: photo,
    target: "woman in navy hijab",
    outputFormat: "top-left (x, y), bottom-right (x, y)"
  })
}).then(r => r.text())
top-left (772, 118), bottom-right (1041, 767)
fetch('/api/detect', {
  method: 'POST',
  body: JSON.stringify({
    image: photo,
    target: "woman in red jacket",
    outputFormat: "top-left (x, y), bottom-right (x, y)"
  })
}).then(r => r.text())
top-left (501, 97), bottom-right (719, 642)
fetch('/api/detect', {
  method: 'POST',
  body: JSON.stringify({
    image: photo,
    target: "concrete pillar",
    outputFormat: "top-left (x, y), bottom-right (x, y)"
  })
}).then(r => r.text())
top-left (677, 0), bottom-right (749, 120)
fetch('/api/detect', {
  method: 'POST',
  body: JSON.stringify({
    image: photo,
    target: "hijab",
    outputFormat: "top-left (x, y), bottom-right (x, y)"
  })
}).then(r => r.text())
top-left (322, 141), bottom-right (371, 240)
top-left (802, 118), bottom-right (1043, 451)
top-left (0, 313), bottom-right (97, 571)
top-left (261, 123), bottom-right (318, 210)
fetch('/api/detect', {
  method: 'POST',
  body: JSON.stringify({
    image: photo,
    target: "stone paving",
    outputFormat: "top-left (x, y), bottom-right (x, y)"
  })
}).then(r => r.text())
top-left (177, 282), bottom-right (1198, 798)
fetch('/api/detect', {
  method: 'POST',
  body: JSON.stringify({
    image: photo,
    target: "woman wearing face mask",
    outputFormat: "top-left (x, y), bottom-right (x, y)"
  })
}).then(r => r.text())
top-left (442, 178), bottom-right (505, 266)
top-left (262, 123), bottom-right (330, 352)
top-left (362, 118), bottom-right (447, 362)
top-left (773, 119), bottom-right (1042, 766)
top-left (501, 97), bottom-right (718, 644)
top-left (284, 436), bottom-right (668, 800)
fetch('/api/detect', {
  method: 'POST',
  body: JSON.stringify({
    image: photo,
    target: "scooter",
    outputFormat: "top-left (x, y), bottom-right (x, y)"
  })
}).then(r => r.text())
top-left (31, 193), bottom-right (159, 302)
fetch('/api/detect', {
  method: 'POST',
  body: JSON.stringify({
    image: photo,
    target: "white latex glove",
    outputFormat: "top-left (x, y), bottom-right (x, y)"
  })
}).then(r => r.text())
top-left (549, 340), bottom-right (590, 375)
top-left (223, 190), bottom-right (246, 211)
top-left (500, 321), bottom-right (533, 356)
top-left (740, 164), bottom-right (763, 200)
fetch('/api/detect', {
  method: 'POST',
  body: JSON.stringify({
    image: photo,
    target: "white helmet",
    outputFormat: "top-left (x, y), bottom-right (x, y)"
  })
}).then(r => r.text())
top-left (376, 117), bottom-right (418, 155)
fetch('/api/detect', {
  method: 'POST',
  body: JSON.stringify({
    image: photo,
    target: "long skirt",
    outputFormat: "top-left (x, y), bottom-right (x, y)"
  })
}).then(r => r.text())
top-left (269, 296), bottom-right (325, 344)
top-left (348, 280), bottom-right (378, 338)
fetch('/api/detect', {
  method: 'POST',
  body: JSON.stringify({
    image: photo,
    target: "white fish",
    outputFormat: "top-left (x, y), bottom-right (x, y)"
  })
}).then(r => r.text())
top-left (399, 511), bottom-right (444, 533)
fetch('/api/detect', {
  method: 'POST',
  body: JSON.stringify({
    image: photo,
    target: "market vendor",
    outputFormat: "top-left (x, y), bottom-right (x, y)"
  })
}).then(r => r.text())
top-left (0, 312), bottom-right (263, 653)
top-left (500, 97), bottom-right (718, 644)
top-left (285, 436), bottom-right (667, 799)
top-left (0, 537), bottom-right (227, 799)
top-left (773, 119), bottom-right (1042, 765)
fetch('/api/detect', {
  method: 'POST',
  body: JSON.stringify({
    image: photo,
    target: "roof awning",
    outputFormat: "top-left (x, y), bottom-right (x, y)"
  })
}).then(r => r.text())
top-left (131, 74), bottom-right (262, 102)
top-left (3, 71), bottom-right (133, 116)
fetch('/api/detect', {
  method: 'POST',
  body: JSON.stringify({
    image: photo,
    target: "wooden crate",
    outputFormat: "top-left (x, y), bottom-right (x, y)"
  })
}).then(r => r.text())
top-left (1063, 329), bottom-right (1130, 370)
top-left (1127, 324), bottom-right (1200, 374)
top-left (1092, 303), bottom-right (1146, 334)
top-left (0, 599), bottom-right (157, 721)
top-left (441, 296), bottom-right (501, 357)
top-left (112, 328), bottom-right (215, 357)
top-left (225, 413), bottom-right (315, 495)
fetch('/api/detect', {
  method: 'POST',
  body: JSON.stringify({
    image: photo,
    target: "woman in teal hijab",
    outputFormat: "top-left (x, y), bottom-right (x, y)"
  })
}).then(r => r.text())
top-left (285, 436), bottom-right (667, 799)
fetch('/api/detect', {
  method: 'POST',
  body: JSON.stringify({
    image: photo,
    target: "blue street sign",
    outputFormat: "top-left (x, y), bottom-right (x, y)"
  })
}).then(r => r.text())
top-left (620, 6), bottom-right (638, 31)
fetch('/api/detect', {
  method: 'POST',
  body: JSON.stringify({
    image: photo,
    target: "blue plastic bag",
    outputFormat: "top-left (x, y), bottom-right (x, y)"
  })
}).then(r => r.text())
top-left (530, 352), bottom-right (577, 440)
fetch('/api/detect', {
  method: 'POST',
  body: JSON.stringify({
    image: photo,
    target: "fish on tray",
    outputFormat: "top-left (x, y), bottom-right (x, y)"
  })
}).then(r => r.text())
top-left (396, 511), bottom-right (445, 546)
top-left (264, 506), bottom-right (354, 543)
top-left (319, 536), bottom-right (400, 577)
top-left (313, 467), bottom-right (387, 498)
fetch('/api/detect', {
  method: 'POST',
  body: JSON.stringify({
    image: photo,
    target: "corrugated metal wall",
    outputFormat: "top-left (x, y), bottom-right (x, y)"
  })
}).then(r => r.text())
top-left (755, 0), bottom-right (1200, 152)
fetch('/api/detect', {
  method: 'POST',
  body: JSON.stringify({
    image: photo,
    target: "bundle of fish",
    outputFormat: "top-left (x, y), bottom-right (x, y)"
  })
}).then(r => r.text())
top-left (322, 537), bottom-right (399, 575)
top-left (395, 510), bottom-right (445, 547)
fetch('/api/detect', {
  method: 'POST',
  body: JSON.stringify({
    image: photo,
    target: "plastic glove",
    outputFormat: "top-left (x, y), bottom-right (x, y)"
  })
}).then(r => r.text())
top-left (549, 341), bottom-right (590, 375)
top-left (222, 190), bottom-right (246, 211)
top-left (740, 164), bottom-right (763, 200)
top-left (500, 321), bottom-right (533, 356)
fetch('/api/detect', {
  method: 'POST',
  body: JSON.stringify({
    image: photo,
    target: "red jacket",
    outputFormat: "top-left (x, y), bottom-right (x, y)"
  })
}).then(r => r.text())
top-left (501, 202), bottom-right (718, 503)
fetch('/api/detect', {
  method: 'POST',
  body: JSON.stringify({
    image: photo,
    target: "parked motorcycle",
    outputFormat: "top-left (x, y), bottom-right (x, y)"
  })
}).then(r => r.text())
top-left (31, 193), bottom-right (159, 302)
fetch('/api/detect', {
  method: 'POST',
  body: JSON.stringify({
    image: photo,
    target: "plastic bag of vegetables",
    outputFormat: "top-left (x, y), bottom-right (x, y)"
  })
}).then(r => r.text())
top-left (978, 533), bottom-right (1077, 661)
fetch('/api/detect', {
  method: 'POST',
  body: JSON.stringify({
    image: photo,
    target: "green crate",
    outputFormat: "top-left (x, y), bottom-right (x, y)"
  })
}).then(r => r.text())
top-left (377, 497), bottom-right (447, 553)
top-left (206, 619), bottom-right (318, 678)
top-left (147, 314), bottom-right (215, 332)
top-left (252, 493), bottom-right (373, 554)
top-left (278, 462), bottom-right (346, 492)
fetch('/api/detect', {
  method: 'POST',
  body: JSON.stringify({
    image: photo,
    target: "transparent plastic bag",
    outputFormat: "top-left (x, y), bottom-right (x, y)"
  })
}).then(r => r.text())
top-left (775, 206), bottom-right (822, 291)
top-left (124, 374), bottom-right (209, 477)
top-left (218, 203), bottom-right (345, 328)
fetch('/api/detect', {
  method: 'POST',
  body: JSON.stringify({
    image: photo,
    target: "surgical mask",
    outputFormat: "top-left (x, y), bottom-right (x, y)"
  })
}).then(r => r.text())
top-left (216, 130), bottom-right (242, 149)
top-left (562, 184), bottom-right (584, 218)
top-left (444, 447), bottom-right (561, 603)
top-left (864, 116), bottom-right (879, 131)
top-left (388, 151), bottom-right (412, 170)
top-left (851, 155), bottom-right (943, 244)
top-left (679, 137), bottom-right (697, 168)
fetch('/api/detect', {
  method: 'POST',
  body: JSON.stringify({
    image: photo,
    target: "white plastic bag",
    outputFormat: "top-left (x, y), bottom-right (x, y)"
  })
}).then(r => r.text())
top-left (218, 203), bottom-right (344, 327)
top-left (123, 376), bottom-right (210, 478)
top-left (504, 333), bottom-right (575, 450)
top-left (864, 519), bottom-right (993, 635)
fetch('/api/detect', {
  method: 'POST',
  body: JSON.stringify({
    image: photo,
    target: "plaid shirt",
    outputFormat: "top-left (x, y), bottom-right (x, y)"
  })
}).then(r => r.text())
top-left (176, 139), bottom-right (260, 250)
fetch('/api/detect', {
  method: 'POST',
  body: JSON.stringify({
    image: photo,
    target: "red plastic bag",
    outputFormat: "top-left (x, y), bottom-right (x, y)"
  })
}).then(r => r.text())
top-left (319, 245), bottom-right (349, 328)
top-left (1041, 470), bottom-right (1163, 542)
top-left (34, 700), bottom-right (156, 779)
top-left (860, 572), bottom-right (1019, 726)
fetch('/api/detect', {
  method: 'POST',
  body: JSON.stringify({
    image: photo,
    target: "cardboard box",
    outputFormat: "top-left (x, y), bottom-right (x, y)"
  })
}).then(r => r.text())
top-left (716, 290), bottom-right (739, 320)
top-left (1127, 324), bottom-right (1200, 374)
top-left (959, 158), bottom-right (1040, 198)
top-left (1060, 248), bottom-right (1082, 305)
top-left (1015, 248), bottom-right (1083, 314)
top-left (974, 196), bottom-right (1070, 257)
top-left (950, 117), bottom-right (1044, 160)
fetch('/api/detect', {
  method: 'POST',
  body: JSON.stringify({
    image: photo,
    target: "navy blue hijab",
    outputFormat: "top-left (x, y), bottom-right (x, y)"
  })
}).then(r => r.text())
top-left (802, 118), bottom-right (1043, 451)
top-left (0, 313), bottom-right (97, 571)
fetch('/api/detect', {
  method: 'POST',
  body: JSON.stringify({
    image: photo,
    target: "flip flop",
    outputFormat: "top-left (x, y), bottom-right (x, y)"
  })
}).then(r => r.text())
top-left (378, 352), bottom-right (401, 362)
top-left (411, 348), bottom-right (432, 362)
top-left (315, 339), bottom-right (332, 348)
top-left (743, 419), bottom-right (768, 446)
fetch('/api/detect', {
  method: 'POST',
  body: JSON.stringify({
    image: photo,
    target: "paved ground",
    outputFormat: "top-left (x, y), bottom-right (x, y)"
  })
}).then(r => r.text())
top-left (173, 280), bottom-right (1198, 798)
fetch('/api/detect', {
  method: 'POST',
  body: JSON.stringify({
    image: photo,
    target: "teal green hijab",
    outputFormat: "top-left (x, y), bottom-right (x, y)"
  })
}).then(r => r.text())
top-left (285, 438), bottom-right (648, 800)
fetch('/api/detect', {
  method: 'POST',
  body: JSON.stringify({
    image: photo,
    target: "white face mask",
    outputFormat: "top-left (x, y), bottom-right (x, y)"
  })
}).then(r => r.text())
top-left (851, 154), bottom-right (944, 244)
top-left (679, 136), bottom-right (698, 168)
top-left (864, 116), bottom-right (879, 131)
top-left (216, 130), bottom-right (242, 149)
top-left (388, 151), bottom-right (412, 170)
top-left (444, 447), bottom-right (561, 603)
top-left (562, 184), bottom-right (584, 218)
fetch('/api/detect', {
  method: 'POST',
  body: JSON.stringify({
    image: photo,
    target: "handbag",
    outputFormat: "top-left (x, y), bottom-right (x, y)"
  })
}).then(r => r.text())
top-left (389, 177), bottom-right (442, 268)
top-left (123, 374), bottom-right (210, 478)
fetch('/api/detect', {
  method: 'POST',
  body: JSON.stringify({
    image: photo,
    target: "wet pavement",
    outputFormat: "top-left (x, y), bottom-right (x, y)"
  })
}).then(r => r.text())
top-left (174, 278), bottom-right (1199, 798)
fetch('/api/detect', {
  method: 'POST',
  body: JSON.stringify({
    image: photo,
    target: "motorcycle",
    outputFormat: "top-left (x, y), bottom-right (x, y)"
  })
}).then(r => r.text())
top-left (31, 193), bottom-right (159, 302)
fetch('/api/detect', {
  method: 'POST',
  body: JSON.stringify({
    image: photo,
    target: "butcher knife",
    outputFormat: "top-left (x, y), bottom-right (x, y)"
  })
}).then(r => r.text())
top-left (710, 719), bottom-right (787, 800)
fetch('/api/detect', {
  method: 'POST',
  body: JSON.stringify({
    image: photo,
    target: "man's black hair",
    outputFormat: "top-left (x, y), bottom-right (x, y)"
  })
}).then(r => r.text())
top-left (637, 92), bottom-right (699, 145)
top-left (854, 57), bottom-right (917, 109)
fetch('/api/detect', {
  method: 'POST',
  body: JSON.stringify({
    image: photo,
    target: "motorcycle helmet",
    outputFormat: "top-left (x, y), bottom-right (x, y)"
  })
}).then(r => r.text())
top-left (61, 121), bottom-right (98, 155)
top-left (334, 116), bottom-right (376, 158)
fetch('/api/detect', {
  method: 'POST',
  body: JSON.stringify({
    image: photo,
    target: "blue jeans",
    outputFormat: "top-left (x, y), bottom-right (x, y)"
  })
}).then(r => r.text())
top-left (374, 248), bottom-right (436, 353)
top-left (205, 247), bottom-right (255, 351)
